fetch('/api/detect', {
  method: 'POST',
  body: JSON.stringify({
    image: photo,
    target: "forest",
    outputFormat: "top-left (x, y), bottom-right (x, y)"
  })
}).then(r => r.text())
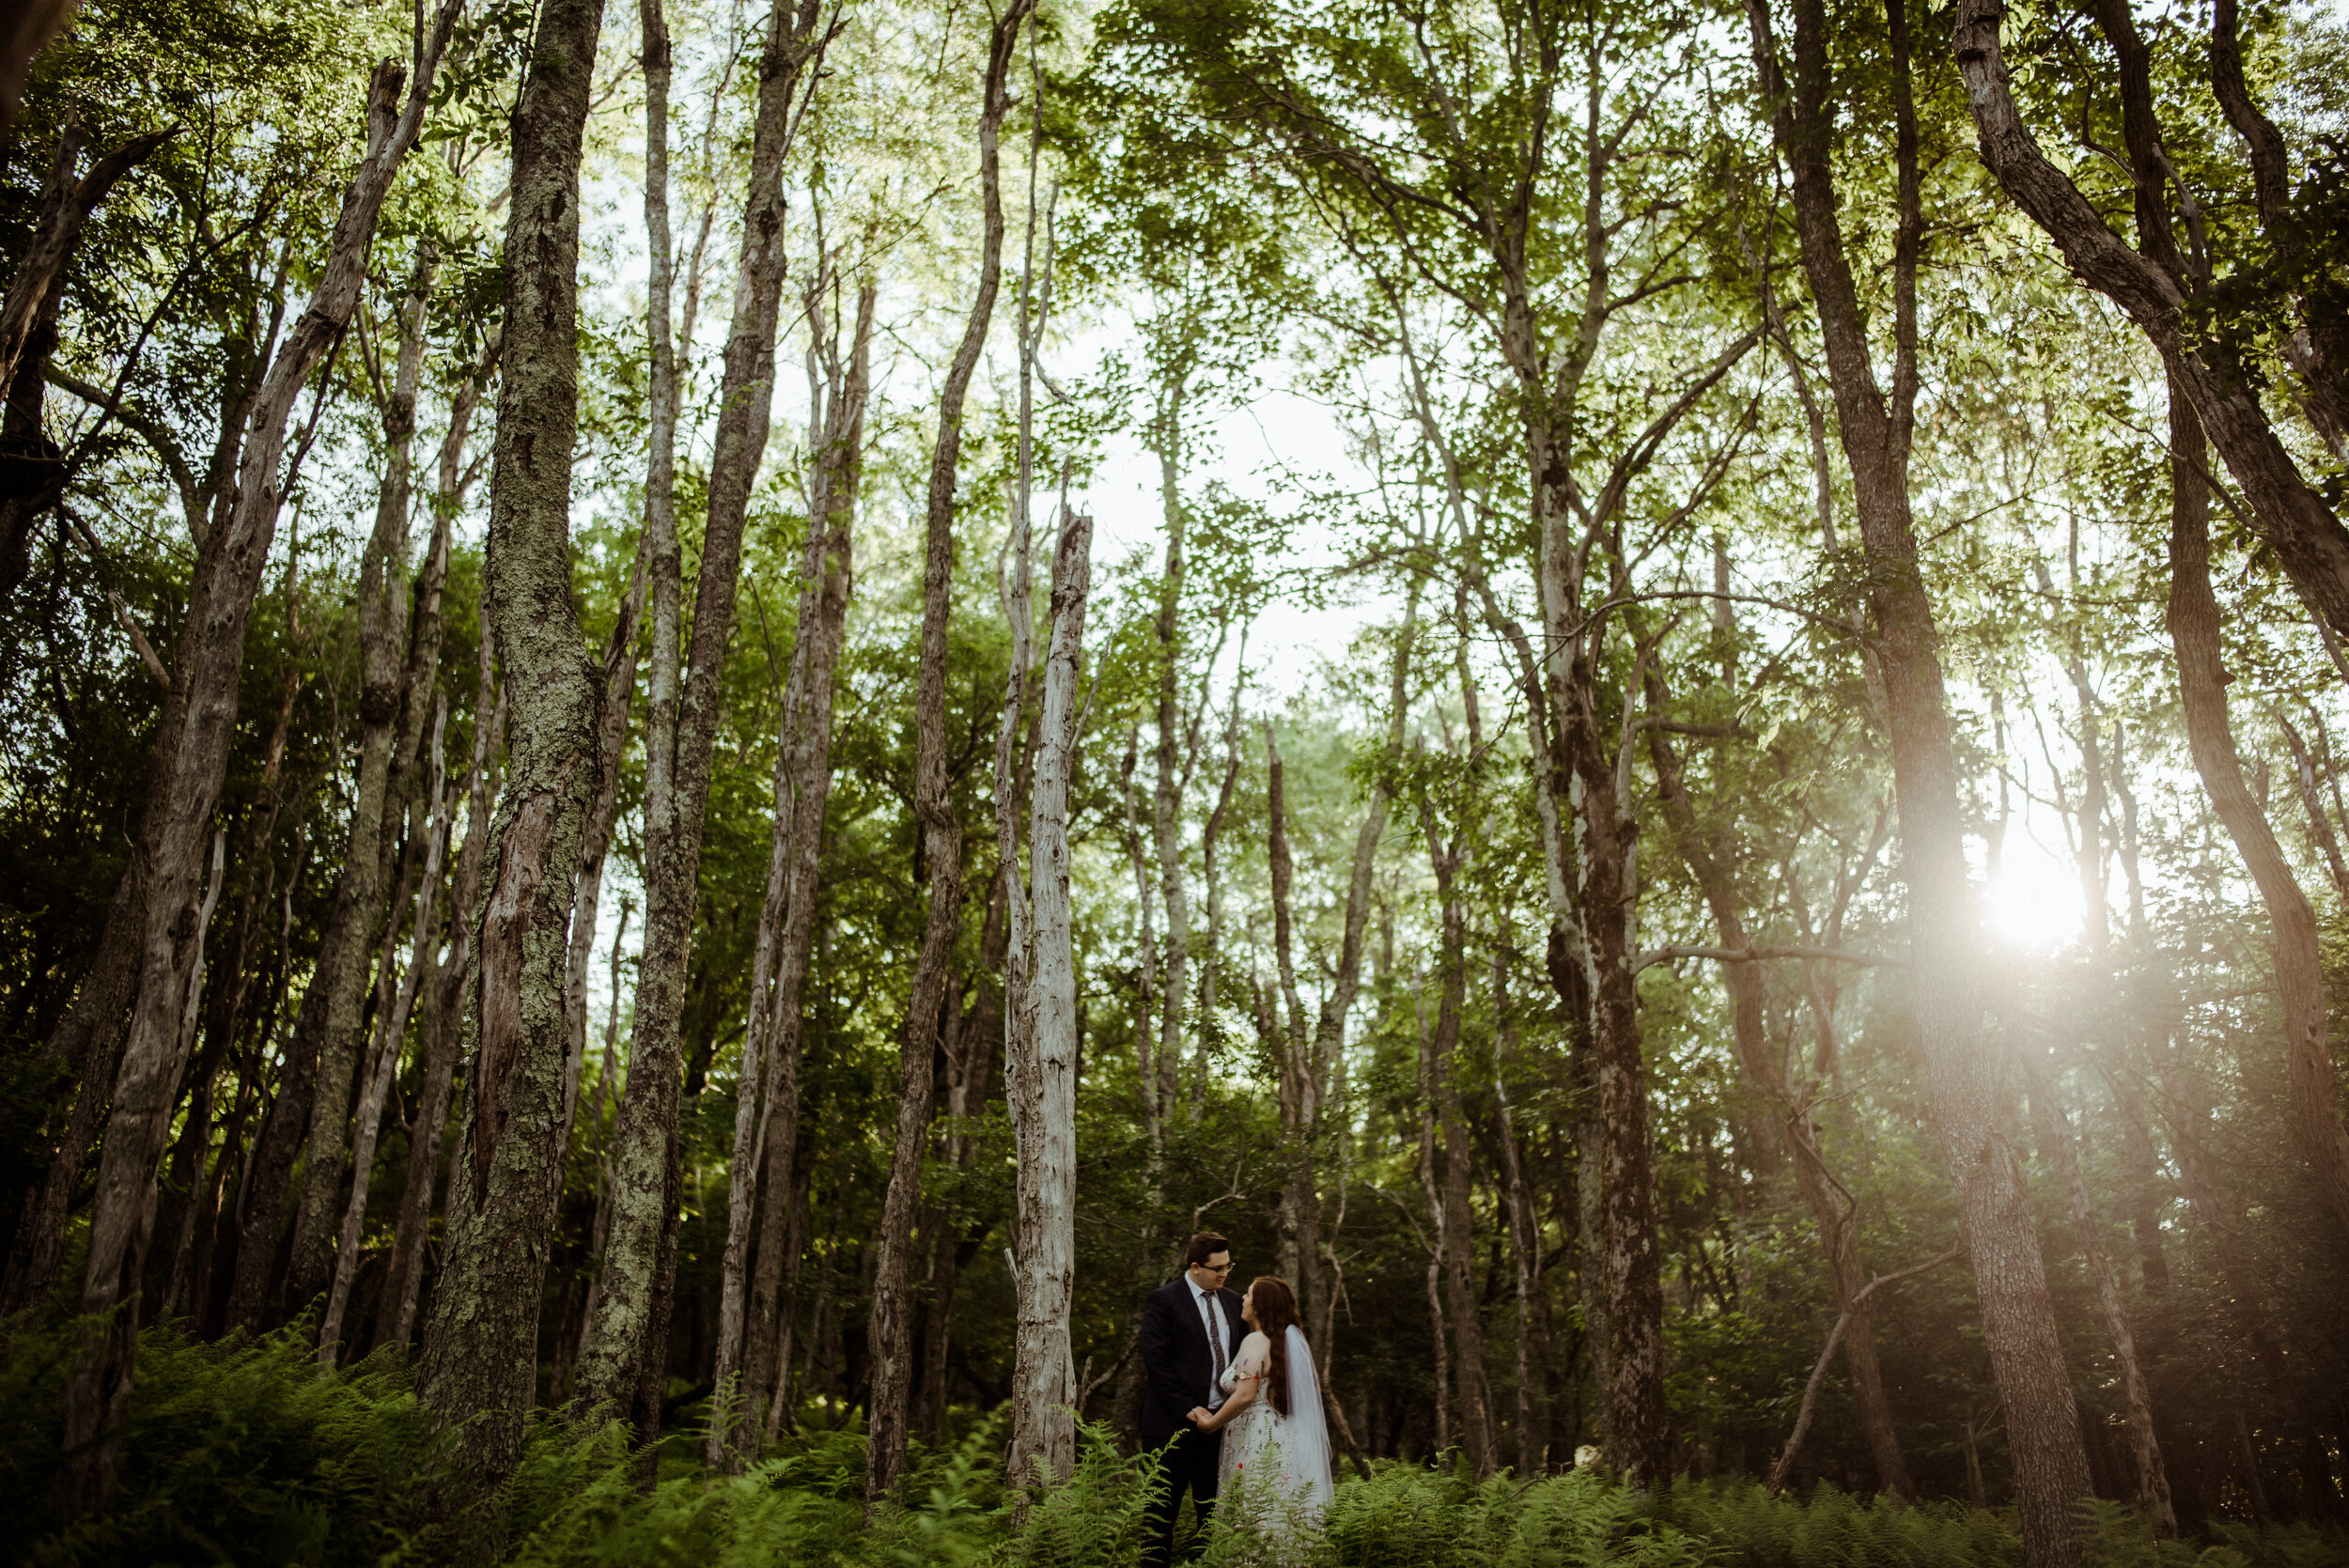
top-left (0, 0), bottom-right (2346, 1562)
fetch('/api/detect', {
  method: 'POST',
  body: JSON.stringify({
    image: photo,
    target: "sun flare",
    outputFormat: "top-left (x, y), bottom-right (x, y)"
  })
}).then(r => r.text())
top-left (1981, 834), bottom-right (2087, 953)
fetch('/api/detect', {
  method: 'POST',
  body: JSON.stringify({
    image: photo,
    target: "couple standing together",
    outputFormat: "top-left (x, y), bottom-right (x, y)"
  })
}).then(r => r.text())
top-left (1138, 1232), bottom-right (1335, 1565)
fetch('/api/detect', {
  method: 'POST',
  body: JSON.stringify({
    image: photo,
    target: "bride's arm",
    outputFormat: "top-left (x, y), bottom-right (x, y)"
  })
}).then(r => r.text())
top-left (1193, 1335), bottom-right (1268, 1433)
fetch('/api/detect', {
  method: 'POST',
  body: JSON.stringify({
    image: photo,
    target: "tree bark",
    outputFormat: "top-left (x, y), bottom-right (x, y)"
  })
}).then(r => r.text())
top-left (413, 0), bottom-right (609, 1512)
top-left (319, 714), bottom-right (448, 1363)
top-left (1949, 0), bottom-right (2349, 647)
top-left (712, 271), bottom-right (873, 1470)
top-left (2016, 1040), bottom-right (2176, 1533)
top-left (1753, 0), bottom-right (2093, 1553)
top-left (2162, 379), bottom-right (2349, 1243)
top-left (1149, 386), bottom-right (1191, 1125)
top-left (1413, 989), bottom-right (1455, 1459)
top-left (382, 663), bottom-right (501, 1355)
top-left (1007, 507), bottom-right (1091, 1490)
top-left (285, 241), bottom-right (443, 1319)
top-left (1422, 800), bottom-right (1499, 1479)
top-left (55, 19), bottom-right (456, 1512)
top-left (1487, 956), bottom-right (1555, 1475)
top-left (575, 0), bottom-right (826, 1435)
top-left (863, 0), bottom-right (1031, 1508)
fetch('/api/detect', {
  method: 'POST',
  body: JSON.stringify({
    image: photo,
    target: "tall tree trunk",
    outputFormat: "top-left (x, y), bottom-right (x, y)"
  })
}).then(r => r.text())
top-left (2, 274), bottom-right (277, 1311)
top-left (575, 0), bottom-right (826, 1436)
top-left (863, 0), bottom-right (1031, 1508)
top-left (713, 271), bottom-right (873, 1470)
top-left (1949, 0), bottom-right (2349, 644)
top-left (382, 658), bottom-right (501, 1355)
top-left (915, 935), bottom-right (1001, 1445)
top-left (413, 0), bottom-right (609, 1510)
top-left (1149, 381), bottom-right (1190, 1125)
top-left (320, 716), bottom-right (449, 1363)
top-left (55, 20), bottom-right (457, 1511)
top-left (1261, 647), bottom-right (1392, 1351)
top-left (1422, 805), bottom-right (1498, 1480)
top-left (1007, 507), bottom-right (1091, 1490)
top-left (2162, 380), bottom-right (2349, 1242)
top-left (1645, 714), bottom-right (1915, 1498)
top-left (562, 556), bottom-right (646, 1141)
top-left (1413, 989), bottom-right (1455, 1459)
top-left (2016, 1039), bottom-right (2177, 1533)
top-left (1753, 0), bottom-right (2092, 1553)
top-left (223, 327), bottom-right (483, 1335)
top-left (568, 897), bottom-right (631, 1375)
top-left (1488, 956), bottom-right (1555, 1474)
top-left (285, 241), bottom-right (443, 1319)
top-left (1122, 731), bottom-right (1162, 1157)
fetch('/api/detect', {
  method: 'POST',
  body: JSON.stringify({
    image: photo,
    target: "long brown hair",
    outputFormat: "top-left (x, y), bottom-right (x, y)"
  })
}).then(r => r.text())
top-left (1246, 1276), bottom-right (1302, 1417)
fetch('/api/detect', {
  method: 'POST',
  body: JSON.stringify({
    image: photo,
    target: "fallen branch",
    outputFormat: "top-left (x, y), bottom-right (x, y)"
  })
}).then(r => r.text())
top-left (1768, 1241), bottom-right (1965, 1494)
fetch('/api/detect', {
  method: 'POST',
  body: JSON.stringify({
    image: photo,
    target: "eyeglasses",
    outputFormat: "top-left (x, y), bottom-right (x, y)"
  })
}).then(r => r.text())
top-left (1200, 1262), bottom-right (1234, 1274)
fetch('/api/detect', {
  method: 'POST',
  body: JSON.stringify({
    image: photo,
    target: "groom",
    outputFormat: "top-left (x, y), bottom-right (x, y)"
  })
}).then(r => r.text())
top-left (1139, 1231), bottom-right (1244, 1568)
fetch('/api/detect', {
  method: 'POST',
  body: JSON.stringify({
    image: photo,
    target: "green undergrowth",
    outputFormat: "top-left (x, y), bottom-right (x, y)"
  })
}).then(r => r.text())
top-left (2, 1322), bottom-right (2341, 1567)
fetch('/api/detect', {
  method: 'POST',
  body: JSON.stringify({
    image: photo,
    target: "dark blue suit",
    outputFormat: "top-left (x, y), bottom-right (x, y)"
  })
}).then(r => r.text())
top-left (1139, 1274), bottom-right (1243, 1567)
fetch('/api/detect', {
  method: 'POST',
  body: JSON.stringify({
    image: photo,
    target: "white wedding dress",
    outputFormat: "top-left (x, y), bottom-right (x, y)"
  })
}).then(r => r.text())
top-left (1215, 1326), bottom-right (1336, 1529)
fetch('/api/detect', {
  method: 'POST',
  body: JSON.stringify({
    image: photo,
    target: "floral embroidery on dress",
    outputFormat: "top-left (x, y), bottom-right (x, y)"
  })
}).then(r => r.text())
top-left (1214, 1331), bottom-right (1330, 1532)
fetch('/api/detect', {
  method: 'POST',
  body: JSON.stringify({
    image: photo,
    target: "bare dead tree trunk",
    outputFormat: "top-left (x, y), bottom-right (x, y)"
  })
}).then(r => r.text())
top-left (863, 0), bottom-right (1032, 1509)
top-left (575, 0), bottom-right (828, 1439)
top-left (1008, 507), bottom-right (1091, 1490)
top-left (2163, 380), bottom-right (2349, 1243)
top-left (413, 0), bottom-right (610, 1510)
top-left (55, 16), bottom-right (458, 1511)
top-left (1753, 0), bottom-right (2092, 1551)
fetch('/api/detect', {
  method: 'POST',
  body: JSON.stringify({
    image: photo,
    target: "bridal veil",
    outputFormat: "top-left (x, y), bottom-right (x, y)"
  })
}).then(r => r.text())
top-left (1283, 1325), bottom-right (1337, 1511)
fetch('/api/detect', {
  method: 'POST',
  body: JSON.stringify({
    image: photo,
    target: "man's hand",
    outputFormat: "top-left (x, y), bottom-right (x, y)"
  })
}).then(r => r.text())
top-left (1188, 1405), bottom-right (1214, 1428)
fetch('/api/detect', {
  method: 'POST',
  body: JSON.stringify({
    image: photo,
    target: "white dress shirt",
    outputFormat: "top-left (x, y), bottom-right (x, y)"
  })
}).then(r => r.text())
top-left (1191, 1277), bottom-right (1228, 1406)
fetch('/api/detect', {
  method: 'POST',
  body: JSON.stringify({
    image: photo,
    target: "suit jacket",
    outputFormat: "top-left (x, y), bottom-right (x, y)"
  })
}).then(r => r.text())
top-left (1138, 1275), bottom-right (1245, 1448)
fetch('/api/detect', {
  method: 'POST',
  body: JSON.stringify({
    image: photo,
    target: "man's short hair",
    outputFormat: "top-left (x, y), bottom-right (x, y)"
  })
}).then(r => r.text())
top-left (1186, 1231), bottom-right (1231, 1267)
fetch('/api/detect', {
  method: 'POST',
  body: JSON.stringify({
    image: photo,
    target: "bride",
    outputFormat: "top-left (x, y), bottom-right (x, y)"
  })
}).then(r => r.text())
top-left (1187, 1276), bottom-right (1336, 1529)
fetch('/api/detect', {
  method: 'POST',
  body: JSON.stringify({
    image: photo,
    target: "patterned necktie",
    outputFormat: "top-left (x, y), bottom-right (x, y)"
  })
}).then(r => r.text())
top-left (1204, 1288), bottom-right (1226, 1403)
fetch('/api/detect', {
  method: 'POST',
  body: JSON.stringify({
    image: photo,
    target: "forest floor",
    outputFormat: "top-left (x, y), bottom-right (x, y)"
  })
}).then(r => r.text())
top-left (2, 1324), bottom-right (2339, 1568)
